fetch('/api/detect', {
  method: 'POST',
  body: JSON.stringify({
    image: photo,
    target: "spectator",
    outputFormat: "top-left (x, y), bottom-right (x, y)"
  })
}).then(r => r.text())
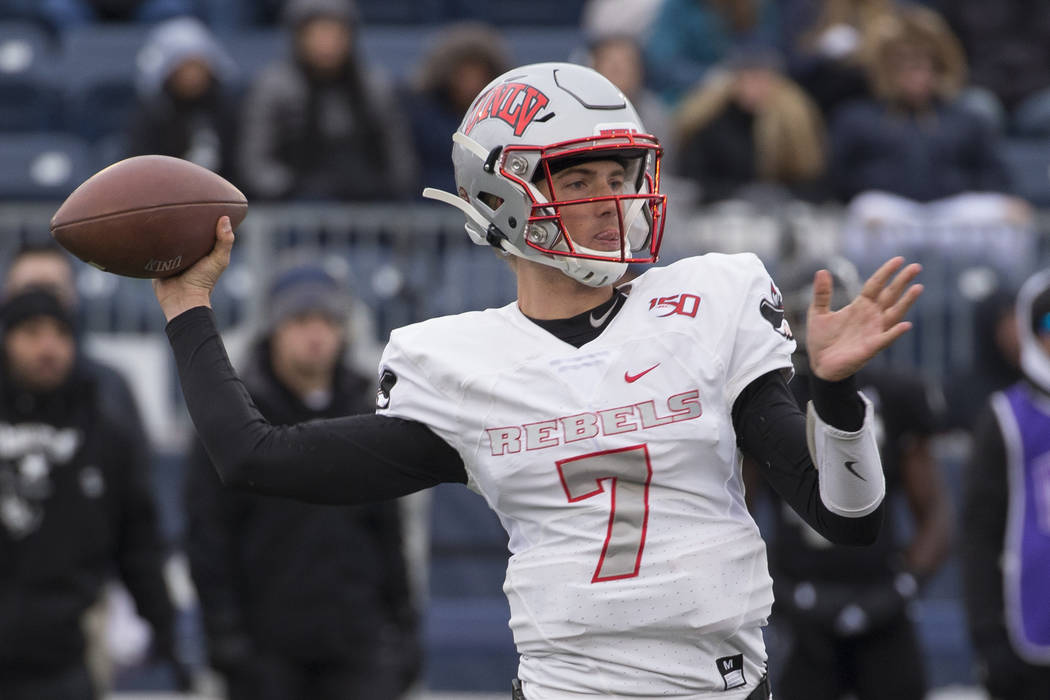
top-left (644, 0), bottom-right (782, 105)
top-left (586, 33), bottom-right (673, 170)
top-left (2, 242), bottom-right (149, 477)
top-left (752, 255), bottom-right (952, 700)
top-left (184, 259), bottom-right (420, 700)
top-left (0, 288), bottom-right (185, 700)
top-left (403, 21), bottom-right (510, 193)
top-left (127, 16), bottom-right (241, 182)
top-left (962, 268), bottom-right (1050, 699)
top-left (937, 0), bottom-right (1050, 137)
top-left (237, 0), bottom-right (417, 201)
top-left (782, 0), bottom-right (901, 118)
top-left (1, 242), bottom-right (168, 693)
top-left (830, 5), bottom-right (1034, 270)
top-left (580, 0), bottom-right (663, 45)
top-left (31, 0), bottom-right (193, 32)
top-left (673, 46), bottom-right (828, 205)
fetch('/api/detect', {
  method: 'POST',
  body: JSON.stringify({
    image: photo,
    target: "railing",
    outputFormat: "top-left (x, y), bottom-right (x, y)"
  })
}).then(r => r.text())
top-left (4, 200), bottom-right (1049, 384)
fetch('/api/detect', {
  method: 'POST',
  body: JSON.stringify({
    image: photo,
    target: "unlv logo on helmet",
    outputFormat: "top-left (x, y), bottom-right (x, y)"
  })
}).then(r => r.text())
top-left (462, 82), bottom-right (551, 137)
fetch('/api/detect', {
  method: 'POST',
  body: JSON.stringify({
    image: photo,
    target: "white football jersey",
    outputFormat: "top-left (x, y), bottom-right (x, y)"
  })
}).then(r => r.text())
top-left (377, 253), bottom-right (795, 697)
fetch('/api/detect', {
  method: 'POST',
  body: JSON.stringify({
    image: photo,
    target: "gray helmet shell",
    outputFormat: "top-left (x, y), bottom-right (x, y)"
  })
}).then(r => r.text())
top-left (424, 62), bottom-right (666, 287)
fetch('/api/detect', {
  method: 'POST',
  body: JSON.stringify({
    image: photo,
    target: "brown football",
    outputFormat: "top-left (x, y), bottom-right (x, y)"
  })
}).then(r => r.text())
top-left (50, 155), bottom-right (247, 278)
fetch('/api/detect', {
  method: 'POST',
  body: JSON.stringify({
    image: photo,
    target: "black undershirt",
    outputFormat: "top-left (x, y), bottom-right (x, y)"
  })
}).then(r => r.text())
top-left (168, 301), bottom-right (877, 545)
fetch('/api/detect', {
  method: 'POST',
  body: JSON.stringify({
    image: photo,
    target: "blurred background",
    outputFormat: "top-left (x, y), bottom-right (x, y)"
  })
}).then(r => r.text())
top-left (0, 0), bottom-right (1047, 698)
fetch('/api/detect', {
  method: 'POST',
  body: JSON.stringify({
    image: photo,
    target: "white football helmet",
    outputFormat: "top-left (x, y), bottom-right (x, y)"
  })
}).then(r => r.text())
top-left (423, 62), bottom-right (667, 287)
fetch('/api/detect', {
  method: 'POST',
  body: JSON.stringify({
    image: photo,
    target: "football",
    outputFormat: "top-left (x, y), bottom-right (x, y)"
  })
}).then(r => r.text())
top-left (50, 155), bottom-right (247, 278)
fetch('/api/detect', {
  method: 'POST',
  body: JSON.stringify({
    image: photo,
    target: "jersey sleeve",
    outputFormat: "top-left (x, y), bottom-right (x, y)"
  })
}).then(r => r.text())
top-left (722, 254), bottom-right (797, 406)
top-left (376, 328), bottom-right (463, 458)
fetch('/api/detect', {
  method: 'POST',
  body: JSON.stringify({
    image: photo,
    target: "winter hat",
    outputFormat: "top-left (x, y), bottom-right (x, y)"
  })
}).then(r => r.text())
top-left (266, 261), bottom-right (350, 330)
top-left (135, 16), bottom-right (238, 97)
top-left (0, 288), bottom-right (74, 335)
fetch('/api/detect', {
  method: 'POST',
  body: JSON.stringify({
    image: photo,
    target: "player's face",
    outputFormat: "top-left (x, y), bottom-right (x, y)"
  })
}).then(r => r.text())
top-left (537, 160), bottom-right (628, 253)
top-left (4, 317), bottom-right (75, 392)
top-left (271, 312), bottom-right (343, 379)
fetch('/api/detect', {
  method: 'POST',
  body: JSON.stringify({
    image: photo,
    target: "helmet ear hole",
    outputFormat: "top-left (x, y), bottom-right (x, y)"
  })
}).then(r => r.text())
top-left (478, 191), bottom-right (504, 212)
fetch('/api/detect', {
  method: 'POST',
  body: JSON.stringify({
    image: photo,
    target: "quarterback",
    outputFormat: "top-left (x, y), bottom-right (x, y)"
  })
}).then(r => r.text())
top-left (154, 63), bottom-right (922, 698)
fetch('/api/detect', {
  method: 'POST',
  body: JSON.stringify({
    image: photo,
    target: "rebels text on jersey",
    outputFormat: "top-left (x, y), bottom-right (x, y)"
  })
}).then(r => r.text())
top-left (377, 253), bottom-right (794, 696)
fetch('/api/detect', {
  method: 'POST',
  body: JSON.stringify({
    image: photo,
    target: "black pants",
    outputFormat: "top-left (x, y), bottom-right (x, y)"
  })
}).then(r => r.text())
top-left (0, 663), bottom-right (95, 700)
top-left (776, 613), bottom-right (925, 700)
top-left (223, 650), bottom-right (403, 700)
top-left (512, 674), bottom-right (771, 698)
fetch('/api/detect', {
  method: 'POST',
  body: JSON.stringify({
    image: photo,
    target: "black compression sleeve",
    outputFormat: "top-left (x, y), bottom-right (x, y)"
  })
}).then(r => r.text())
top-left (732, 370), bottom-right (883, 545)
top-left (166, 307), bottom-right (467, 504)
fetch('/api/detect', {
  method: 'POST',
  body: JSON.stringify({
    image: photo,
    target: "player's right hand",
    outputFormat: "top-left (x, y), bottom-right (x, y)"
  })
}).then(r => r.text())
top-left (153, 216), bottom-right (234, 321)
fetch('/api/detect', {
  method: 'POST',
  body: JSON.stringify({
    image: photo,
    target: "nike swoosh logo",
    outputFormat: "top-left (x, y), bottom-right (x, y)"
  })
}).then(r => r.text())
top-left (589, 304), bottom-right (617, 328)
top-left (844, 460), bottom-right (867, 481)
top-left (625, 363), bottom-right (660, 383)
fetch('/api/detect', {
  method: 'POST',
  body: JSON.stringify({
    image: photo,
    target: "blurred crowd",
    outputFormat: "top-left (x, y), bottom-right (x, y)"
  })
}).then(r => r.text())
top-left (0, 0), bottom-right (1049, 699)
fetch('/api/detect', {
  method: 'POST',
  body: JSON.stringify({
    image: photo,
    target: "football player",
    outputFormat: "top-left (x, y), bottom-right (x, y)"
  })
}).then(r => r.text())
top-left (153, 63), bottom-right (922, 699)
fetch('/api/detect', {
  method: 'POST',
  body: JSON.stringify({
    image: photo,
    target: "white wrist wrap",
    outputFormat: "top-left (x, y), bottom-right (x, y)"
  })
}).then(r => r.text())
top-left (806, 393), bottom-right (885, 518)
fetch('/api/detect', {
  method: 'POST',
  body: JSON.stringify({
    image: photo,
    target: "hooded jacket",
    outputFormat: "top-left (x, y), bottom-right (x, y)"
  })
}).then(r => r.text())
top-left (237, 0), bottom-right (417, 201)
top-left (0, 348), bottom-right (175, 677)
top-left (128, 16), bottom-right (241, 180)
top-left (184, 336), bottom-right (417, 665)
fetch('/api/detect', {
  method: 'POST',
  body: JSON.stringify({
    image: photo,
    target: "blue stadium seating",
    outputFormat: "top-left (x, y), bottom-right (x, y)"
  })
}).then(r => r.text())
top-left (1001, 137), bottom-right (1050, 207)
top-left (426, 483), bottom-right (517, 689)
top-left (218, 27), bottom-right (286, 85)
top-left (356, 0), bottom-right (445, 24)
top-left (56, 25), bottom-right (144, 140)
top-left (0, 131), bottom-right (93, 199)
top-left (0, 20), bottom-right (62, 130)
top-left (446, 0), bottom-right (586, 26)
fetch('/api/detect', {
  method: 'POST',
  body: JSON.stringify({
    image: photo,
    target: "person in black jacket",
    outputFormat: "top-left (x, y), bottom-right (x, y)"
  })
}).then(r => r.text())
top-left (962, 269), bottom-right (1050, 700)
top-left (0, 288), bottom-right (181, 700)
top-left (127, 16), bottom-right (241, 182)
top-left (184, 259), bottom-right (419, 700)
top-left (236, 0), bottom-right (417, 201)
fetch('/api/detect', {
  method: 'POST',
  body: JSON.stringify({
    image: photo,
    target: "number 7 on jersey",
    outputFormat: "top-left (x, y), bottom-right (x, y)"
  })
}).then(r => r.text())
top-left (556, 444), bottom-right (653, 583)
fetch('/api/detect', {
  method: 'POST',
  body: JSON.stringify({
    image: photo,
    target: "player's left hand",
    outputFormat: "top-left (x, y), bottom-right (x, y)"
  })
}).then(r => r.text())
top-left (806, 256), bottom-right (923, 382)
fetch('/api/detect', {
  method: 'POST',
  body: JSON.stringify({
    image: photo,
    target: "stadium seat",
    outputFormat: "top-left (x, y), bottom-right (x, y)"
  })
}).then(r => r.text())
top-left (357, 25), bottom-right (585, 83)
top-left (355, 0), bottom-right (444, 24)
top-left (56, 25), bottom-right (145, 140)
top-left (426, 481), bottom-right (516, 689)
top-left (0, 131), bottom-right (94, 200)
top-left (428, 483), bottom-right (509, 597)
top-left (219, 27), bottom-right (286, 85)
top-left (1000, 137), bottom-right (1050, 207)
top-left (446, 0), bottom-right (587, 25)
top-left (423, 596), bottom-right (518, 691)
top-left (0, 20), bottom-right (62, 130)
